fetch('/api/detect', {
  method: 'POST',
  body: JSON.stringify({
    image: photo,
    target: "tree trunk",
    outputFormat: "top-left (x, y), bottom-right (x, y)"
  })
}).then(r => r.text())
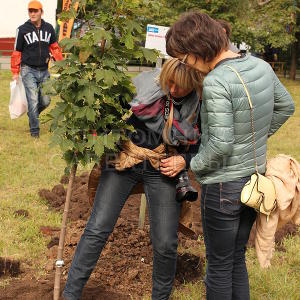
top-left (289, 40), bottom-right (299, 80)
top-left (53, 164), bottom-right (77, 300)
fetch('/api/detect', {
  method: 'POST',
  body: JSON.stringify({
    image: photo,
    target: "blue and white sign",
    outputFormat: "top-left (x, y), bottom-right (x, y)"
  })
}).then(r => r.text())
top-left (145, 24), bottom-right (170, 57)
top-left (147, 26), bottom-right (159, 34)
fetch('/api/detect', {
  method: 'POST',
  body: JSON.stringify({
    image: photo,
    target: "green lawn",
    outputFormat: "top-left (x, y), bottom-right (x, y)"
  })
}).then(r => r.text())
top-left (0, 70), bottom-right (299, 299)
top-left (0, 70), bottom-right (66, 276)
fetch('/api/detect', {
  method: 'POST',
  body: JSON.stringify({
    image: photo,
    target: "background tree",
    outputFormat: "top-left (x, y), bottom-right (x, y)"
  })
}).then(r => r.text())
top-left (241, 0), bottom-right (299, 79)
top-left (139, 0), bottom-right (299, 79)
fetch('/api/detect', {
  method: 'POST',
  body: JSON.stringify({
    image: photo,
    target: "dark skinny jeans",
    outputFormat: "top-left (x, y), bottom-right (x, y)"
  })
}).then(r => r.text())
top-left (63, 162), bottom-right (181, 300)
top-left (201, 177), bottom-right (257, 300)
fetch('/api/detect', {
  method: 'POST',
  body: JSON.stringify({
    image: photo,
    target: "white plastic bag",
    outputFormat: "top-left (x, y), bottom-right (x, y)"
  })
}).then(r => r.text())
top-left (9, 77), bottom-right (28, 119)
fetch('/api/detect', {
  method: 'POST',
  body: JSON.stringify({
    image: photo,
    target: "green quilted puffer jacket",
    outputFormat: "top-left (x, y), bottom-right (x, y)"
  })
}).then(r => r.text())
top-left (191, 54), bottom-right (295, 184)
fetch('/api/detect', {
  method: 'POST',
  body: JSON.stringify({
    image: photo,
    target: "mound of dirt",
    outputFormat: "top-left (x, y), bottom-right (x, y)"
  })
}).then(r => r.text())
top-left (39, 172), bottom-right (91, 221)
top-left (0, 171), bottom-right (204, 299)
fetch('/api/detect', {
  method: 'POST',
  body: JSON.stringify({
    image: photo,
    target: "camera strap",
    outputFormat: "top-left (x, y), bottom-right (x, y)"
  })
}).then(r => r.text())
top-left (163, 94), bottom-right (172, 156)
top-left (163, 94), bottom-right (172, 123)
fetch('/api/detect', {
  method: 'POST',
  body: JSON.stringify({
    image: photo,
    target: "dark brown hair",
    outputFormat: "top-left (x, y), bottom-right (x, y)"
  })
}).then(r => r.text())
top-left (166, 12), bottom-right (229, 63)
top-left (216, 19), bottom-right (232, 39)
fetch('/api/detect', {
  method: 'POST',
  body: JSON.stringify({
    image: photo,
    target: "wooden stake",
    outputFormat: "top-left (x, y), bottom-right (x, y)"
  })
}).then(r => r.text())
top-left (53, 164), bottom-right (77, 300)
top-left (138, 193), bottom-right (147, 229)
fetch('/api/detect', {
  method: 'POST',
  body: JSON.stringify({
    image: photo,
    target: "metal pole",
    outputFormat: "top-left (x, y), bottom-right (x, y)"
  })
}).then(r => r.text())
top-left (138, 194), bottom-right (147, 229)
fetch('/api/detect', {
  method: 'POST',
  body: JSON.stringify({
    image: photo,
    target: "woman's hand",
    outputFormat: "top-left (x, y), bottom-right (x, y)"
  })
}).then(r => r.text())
top-left (160, 155), bottom-right (186, 178)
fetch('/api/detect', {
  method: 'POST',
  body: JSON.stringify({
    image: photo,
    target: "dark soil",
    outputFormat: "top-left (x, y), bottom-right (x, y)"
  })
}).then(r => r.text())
top-left (13, 209), bottom-right (29, 218)
top-left (1, 170), bottom-right (298, 299)
top-left (0, 258), bottom-right (20, 278)
top-left (0, 171), bottom-right (204, 299)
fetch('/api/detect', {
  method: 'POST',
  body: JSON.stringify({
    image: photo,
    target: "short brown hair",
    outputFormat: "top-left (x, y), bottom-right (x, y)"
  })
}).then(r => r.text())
top-left (166, 12), bottom-right (229, 63)
top-left (216, 19), bottom-right (232, 39)
top-left (159, 58), bottom-right (203, 94)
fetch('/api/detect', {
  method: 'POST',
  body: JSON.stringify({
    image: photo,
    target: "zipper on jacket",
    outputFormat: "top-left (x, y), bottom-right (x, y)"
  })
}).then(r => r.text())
top-left (37, 28), bottom-right (41, 67)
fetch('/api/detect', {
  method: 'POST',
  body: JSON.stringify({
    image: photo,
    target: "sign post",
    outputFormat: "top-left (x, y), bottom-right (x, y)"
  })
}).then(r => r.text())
top-left (145, 24), bottom-right (169, 67)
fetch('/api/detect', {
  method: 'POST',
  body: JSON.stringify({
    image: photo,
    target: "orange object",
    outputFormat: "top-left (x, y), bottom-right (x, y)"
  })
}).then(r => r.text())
top-left (49, 42), bottom-right (63, 61)
top-left (11, 50), bottom-right (22, 75)
top-left (28, 0), bottom-right (43, 10)
top-left (58, 0), bottom-right (79, 41)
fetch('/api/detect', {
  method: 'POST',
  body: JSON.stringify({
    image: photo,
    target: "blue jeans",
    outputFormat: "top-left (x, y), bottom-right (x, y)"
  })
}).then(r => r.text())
top-left (21, 65), bottom-right (50, 135)
top-left (201, 177), bottom-right (256, 300)
top-left (63, 162), bottom-right (181, 300)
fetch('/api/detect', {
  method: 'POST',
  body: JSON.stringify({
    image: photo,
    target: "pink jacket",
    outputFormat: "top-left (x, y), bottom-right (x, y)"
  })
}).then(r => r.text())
top-left (255, 154), bottom-right (300, 268)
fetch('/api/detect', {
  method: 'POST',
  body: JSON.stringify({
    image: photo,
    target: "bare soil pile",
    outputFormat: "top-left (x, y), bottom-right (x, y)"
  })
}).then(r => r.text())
top-left (0, 172), bottom-right (204, 299)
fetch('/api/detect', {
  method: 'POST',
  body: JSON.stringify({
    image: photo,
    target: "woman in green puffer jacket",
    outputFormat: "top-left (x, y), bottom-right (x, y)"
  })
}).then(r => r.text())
top-left (166, 12), bottom-right (295, 300)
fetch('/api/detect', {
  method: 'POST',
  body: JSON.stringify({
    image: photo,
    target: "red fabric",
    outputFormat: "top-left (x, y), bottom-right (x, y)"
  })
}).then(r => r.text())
top-left (131, 99), bottom-right (163, 117)
top-left (49, 42), bottom-right (63, 61)
top-left (11, 50), bottom-right (21, 75)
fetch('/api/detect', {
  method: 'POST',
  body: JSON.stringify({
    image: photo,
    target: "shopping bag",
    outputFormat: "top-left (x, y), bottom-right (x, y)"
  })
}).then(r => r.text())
top-left (9, 78), bottom-right (28, 119)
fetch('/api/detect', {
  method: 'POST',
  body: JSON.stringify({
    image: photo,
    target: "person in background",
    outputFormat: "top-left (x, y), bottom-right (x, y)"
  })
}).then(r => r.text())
top-left (166, 11), bottom-right (294, 300)
top-left (216, 19), bottom-right (240, 54)
top-left (11, 0), bottom-right (63, 138)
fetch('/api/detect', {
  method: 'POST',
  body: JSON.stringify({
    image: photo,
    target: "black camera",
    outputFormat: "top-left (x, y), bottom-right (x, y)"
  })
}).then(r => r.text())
top-left (175, 170), bottom-right (198, 203)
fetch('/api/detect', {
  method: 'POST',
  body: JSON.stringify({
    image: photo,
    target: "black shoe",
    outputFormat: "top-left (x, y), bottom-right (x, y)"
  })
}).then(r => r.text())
top-left (31, 133), bottom-right (40, 139)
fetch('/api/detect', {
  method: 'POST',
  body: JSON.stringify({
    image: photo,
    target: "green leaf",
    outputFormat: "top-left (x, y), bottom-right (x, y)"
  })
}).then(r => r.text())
top-left (125, 19), bottom-right (142, 33)
top-left (84, 87), bottom-right (95, 105)
top-left (95, 69), bottom-right (105, 81)
top-left (77, 78), bottom-right (90, 86)
top-left (94, 137), bottom-right (104, 157)
top-left (103, 70), bottom-right (115, 86)
top-left (59, 38), bottom-right (79, 51)
top-left (124, 32), bottom-right (134, 49)
top-left (102, 58), bottom-right (116, 68)
top-left (76, 141), bottom-right (86, 153)
top-left (49, 134), bottom-right (62, 148)
top-left (61, 139), bottom-right (75, 152)
top-left (93, 29), bottom-right (112, 44)
top-left (86, 108), bottom-right (96, 122)
top-left (61, 66), bottom-right (79, 75)
top-left (132, 50), bottom-right (144, 59)
top-left (86, 134), bottom-right (97, 148)
top-left (96, 69), bottom-right (118, 87)
top-left (63, 150), bottom-right (76, 165)
top-left (142, 48), bottom-right (158, 63)
top-left (75, 107), bottom-right (88, 118)
top-left (79, 49), bottom-right (92, 63)
top-left (105, 132), bottom-right (121, 150)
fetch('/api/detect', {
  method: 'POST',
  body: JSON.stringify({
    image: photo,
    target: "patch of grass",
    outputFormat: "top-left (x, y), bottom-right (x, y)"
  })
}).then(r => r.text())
top-left (172, 281), bottom-right (206, 300)
top-left (0, 70), bottom-right (66, 269)
top-left (267, 78), bottom-right (300, 161)
top-left (247, 235), bottom-right (300, 300)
